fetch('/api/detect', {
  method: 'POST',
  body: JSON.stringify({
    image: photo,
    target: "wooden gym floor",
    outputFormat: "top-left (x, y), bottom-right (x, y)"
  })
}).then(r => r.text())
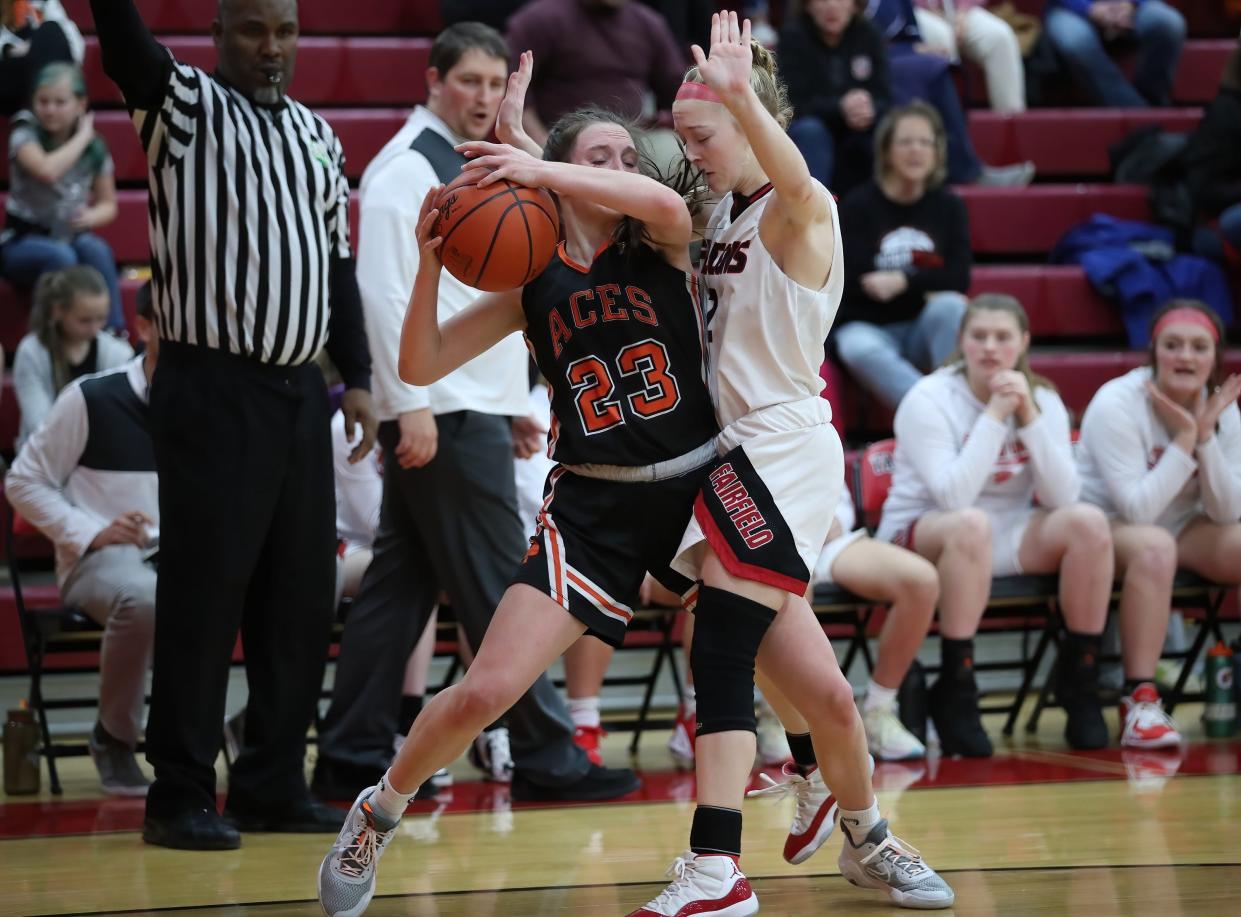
top-left (2, 708), bottom-right (1239, 917)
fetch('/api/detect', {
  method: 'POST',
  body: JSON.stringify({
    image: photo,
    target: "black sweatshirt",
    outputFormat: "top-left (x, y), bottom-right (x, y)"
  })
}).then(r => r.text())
top-left (838, 180), bottom-right (972, 327)
top-left (1183, 88), bottom-right (1241, 219)
top-left (87, 0), bottom-right (371, 391)
top-left (779, 14), bottom-right (891, 133)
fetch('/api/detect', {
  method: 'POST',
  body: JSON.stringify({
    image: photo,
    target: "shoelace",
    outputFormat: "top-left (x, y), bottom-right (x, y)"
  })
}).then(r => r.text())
top-left (647, 856), bottom-right (700, 909)
top-left (337, 808), bottom-right (391, 879)
top-left (1128, 700), bottom-right (1174, 733)
top-left (860, 833), bottom-right (927, 877)
top-left (746, 766), bottom-right (811, 802)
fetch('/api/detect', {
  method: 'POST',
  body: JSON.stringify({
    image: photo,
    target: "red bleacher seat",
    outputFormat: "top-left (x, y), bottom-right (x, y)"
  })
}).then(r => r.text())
top-left (968, 108), bottom-right (1203, 176)
top-left (61, 0), bottom-right (444, 36)
top-left (969, 265), bottom-right (1124, 339)
top-left (0, 190), bottom-right (361, 263)
top-left (83, 37), bottom-right (432, 107)
top-left (1, 185), bottom-right (1138, 264)
top-left (957, 184), bottom-right (1149, 254)
top-left (855, 439), bottom-right (896, 532)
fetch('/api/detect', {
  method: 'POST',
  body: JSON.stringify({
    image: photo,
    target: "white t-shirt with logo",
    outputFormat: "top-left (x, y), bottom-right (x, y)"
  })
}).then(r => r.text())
top-left (878, 366), bottom-right (1080, 540)
top-left (1078, 366), bottom-right (1241, 534)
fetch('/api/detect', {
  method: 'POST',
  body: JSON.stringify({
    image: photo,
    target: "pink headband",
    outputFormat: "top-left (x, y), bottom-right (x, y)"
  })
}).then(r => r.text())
top-left (1153, 307), bottom-right (1219, 343)
top-left (675, 81), bottom-right (722, 104)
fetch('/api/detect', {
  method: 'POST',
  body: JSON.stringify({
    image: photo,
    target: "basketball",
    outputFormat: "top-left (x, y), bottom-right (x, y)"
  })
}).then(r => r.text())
top-left (433, 174), bottom-right (560, 292)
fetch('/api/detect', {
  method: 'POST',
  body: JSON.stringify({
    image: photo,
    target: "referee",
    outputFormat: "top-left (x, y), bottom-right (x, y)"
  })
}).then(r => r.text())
top-left (90, 0), bottom-right (378, 850)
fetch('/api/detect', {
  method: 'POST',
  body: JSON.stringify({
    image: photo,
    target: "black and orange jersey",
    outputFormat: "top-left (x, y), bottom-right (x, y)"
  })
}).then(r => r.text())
top-left (522, 240), bottom-right (718, 467)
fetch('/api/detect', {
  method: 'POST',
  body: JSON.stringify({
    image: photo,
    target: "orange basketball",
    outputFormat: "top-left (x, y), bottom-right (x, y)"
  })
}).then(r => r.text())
top-left (433, 175), bottom-right (560, 292)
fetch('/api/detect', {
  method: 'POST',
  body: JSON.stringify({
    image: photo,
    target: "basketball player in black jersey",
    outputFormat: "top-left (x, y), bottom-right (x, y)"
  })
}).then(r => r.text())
top-left (317, 107), bottom-right (722, 916)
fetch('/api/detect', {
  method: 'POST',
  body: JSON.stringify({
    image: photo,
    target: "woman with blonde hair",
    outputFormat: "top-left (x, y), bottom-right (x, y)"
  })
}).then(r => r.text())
top-left (877, 293), bottom-right (1112, 756)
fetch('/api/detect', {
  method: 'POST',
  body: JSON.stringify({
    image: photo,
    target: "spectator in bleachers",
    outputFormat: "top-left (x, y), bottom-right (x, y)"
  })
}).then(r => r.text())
top-left (864, 0), bottom-right (1034, 185)
top-left (911, 1), bottom-right (1026, 113)
top-left (505, 0), bottom-right (686, 147)
top-left (1044, 0), bottom-right (1185, 107)
top-left (834, 102), bottom-right (969, 410)
top-left (4, 281), bottom-right (157, 796)
top-left (441, 0), bottom-right (529, 31)
top-left (13, 265), bottom-right (132, 451)
top-left (877, 294), bottom-right (1111, 757)
top-left (781, 0), bottom-right (891, 195)
top-left (0, 62), bottom-right (124, 332)
top-left (809, 487), bottom-right (938, 761)
top-left (1077, 300), bottom-right (1241, 749)
top-left (0, 0), bottom-right (83, 115)
top-left (1185, 37), bottom-right (1241, 267)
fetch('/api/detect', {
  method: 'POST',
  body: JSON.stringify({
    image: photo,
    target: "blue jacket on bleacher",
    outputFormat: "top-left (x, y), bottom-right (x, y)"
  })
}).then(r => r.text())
top-left (1051, 214), bottom-right (1234, 348)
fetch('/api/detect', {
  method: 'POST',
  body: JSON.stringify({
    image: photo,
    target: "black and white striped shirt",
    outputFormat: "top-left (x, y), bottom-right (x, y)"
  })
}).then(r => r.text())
top-left (135, 62), bottom-right (350, 365)
top-left (90, 0), bottom-right (370, 389)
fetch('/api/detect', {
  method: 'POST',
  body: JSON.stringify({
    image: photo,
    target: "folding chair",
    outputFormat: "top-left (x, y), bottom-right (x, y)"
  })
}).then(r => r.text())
top-left (4, 499), bottom-right (102, 795)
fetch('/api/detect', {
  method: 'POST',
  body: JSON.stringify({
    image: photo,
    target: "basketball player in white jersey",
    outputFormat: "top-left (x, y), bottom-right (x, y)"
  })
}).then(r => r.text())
top-left (631, 13), bottom-right (954, 915)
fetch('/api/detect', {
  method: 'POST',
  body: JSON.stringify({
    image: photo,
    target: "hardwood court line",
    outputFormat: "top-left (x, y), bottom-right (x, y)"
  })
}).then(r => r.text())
top-left (1008, 748), bottom-right (1135, 776)
top-left (27, 862), bottom-right (1241, 917)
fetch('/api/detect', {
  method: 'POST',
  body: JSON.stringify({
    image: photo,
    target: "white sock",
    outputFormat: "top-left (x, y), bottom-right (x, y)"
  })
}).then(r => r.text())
top-left (569, 696), bottom-right (600, 729)
top-left (839, 800), bottom-right (882, 841)
top-left (369, 769), bottom-right (414, 823)
top-left (863, 680), bottom-right (898, 713)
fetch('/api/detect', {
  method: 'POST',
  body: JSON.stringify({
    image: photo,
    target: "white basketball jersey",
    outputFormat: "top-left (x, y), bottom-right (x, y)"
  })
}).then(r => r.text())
top-left (698, 180), bottom-right (844, 428)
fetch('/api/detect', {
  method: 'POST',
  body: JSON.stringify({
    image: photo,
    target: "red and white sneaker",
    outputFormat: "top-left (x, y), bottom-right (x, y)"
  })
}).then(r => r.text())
top-left (747, 765), bottom-right (837, 865)
top-left (573, 724), bottom-right (606, 766)
top-left (1120, 683), bottom-right (1182, 749)
top-left (668, 704), bottom-right (696, 770)
top-left (627, 852), bottom-right (758, 916)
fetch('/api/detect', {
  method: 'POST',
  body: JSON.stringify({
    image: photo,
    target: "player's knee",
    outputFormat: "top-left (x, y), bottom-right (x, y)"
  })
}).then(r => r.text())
top-left (1061, 504), bottom-right (1112, 558)
top-left (896, 555), bottom-right (940, 616)
top-left (1129, 527), bottom-right (1178, 586)
top-left (691, 586), bottom-right (776, 736)
top-left (455, 673), bottom-right (517, 728)
top-left (804, 674), bottom-right (861, 734)
top-left (946, 508), bottom-right (991, 559)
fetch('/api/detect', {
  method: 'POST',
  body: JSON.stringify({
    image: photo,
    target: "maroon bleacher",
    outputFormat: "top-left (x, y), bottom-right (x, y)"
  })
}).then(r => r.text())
top-left (969, 108), bottom-right (1203, 176)
top-left (60, 0), bottom-right (443, 36)
top-left (82, 36), bottom-right (433, 108)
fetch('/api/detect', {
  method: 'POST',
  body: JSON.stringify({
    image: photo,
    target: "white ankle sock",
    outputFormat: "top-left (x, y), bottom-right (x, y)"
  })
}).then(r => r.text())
top-left (569, 696), bottom-right (601, 729)
top-left (839, 799), bottom-right (882, 840)
top-left (370, 769), bottom-right (414, 823)
top-left (863, 680), bottom-right (898, 713)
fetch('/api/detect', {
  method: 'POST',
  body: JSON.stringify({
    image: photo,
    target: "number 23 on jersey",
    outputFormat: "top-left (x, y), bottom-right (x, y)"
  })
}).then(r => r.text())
top-left (567, 339), bottom-right (681, 435)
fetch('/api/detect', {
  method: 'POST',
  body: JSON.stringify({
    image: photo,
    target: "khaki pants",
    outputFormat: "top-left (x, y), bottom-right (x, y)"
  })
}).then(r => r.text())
top-left (61, 544), bottom-right (157, 747)
top-left (914, 7), bottom-right (1027, 113)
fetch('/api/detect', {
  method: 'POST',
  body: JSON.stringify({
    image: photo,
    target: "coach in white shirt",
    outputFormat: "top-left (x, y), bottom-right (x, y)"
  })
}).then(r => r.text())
top-left (6, 286), bottom-right (159, 796)
top-left (313, 23), bottom-right (636, 803)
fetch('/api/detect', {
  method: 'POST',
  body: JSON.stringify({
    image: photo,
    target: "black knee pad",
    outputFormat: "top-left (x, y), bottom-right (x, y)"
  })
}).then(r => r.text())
top-left (691, 585), bottom-right (777, 736)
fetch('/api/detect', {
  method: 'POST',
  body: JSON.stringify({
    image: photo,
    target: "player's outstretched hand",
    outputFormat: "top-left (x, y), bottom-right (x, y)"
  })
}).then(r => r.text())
top-left (456, 140), bottom-right (546, 188)
top-left (496, 51), bottom-right (542, 158)
top-left (690, 11), bottom-right (753, 101)
top-left (416, 184), bottom-right (444, 266)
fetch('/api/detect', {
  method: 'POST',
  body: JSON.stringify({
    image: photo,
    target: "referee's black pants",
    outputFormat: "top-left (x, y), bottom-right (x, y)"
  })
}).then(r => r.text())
top-left (145, 342), bottom-right (336, 817)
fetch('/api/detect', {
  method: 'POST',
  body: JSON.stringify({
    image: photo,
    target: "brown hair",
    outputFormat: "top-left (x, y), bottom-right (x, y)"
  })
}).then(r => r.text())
top-left (1146, 298), bottom-right (1226, 389)
top-left (29, 265), bottom-right (109, 394)
top-left (543, 105), bottom-right (703, 252)
top-left (949, 293), bottom-right (1055, 392)
top-left (874, 102), bottom-right (948, 190)
top-left (682, 40), bottom-right (794, 129)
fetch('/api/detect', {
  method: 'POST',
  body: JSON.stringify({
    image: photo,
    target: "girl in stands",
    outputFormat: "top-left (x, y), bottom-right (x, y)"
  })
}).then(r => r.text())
top-left (12, 264), bottom-right (131, 450)
top-left (1078, 299), bottom-right (1241, 748)
top-left (654, 13), bottom-right (952, 913)
top-left (877, 293), bottom-right (1111, 756)
top-left (0, 62), bottom-right (123, 331)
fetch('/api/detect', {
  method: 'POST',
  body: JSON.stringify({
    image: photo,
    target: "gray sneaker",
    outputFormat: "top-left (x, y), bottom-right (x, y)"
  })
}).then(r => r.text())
top-left (318, 786), bottom-right (399, 917)
top-left (838, 818), bottom-right (954, 909)
top-left (89, 724), bottom-right (150, 797)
